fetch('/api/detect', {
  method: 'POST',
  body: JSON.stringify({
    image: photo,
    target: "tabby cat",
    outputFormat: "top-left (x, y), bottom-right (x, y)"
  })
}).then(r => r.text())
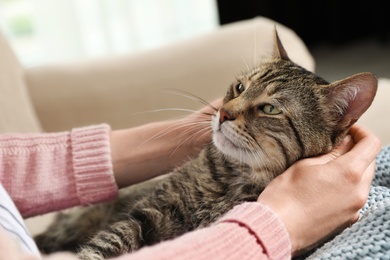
top-left (35, 30), bottom-right (377, 260)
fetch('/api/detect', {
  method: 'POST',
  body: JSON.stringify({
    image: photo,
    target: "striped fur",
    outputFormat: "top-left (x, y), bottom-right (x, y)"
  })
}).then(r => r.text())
top-left (35, 32), bottom-right (377, 260)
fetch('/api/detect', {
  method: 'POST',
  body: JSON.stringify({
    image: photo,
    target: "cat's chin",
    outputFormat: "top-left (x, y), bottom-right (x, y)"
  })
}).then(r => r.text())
top-left (212, 132), bottom-right (254, 165)
top-left (212, 115), bottom-right (253, 164)
top-left (213, 131), bottom-right (240, 153)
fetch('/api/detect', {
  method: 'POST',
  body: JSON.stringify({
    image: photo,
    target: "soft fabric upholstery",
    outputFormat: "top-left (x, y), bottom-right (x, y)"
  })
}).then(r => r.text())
top-left (24, 17), bottom-right (314, 132)
top-left (0, 32), bottom-right (41, 133)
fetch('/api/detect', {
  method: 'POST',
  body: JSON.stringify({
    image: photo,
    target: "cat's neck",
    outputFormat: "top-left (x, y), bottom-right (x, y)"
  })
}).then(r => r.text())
top-left (200, 144), bottom-right (280, 191)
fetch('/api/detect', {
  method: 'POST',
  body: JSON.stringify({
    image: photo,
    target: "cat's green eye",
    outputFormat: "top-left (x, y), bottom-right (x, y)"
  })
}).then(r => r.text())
top-left (236, 83), bottom-right (245, 94)
top-left (262, 104), bottom-right (281, 115)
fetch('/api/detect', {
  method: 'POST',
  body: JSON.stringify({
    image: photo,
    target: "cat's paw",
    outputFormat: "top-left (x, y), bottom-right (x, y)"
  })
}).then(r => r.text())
top-left (34, 232), bottom-right (71, 254)
top-left (77, 248), bottom-right (105, 260)
top-left (34, 227), bottom-right (81, 254)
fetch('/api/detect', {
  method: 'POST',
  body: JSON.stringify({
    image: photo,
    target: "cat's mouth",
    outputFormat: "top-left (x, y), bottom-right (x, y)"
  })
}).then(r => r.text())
top-left (211, 114), bottom-right (249, 155)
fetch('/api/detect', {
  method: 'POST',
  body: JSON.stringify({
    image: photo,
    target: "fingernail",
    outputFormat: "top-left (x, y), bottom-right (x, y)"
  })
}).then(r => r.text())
top-left (340, 135), bottom-right (351, 146)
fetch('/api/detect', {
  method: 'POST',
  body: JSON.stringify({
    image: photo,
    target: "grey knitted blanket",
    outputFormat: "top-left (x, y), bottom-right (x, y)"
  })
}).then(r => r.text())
top-left (304, 145), bottom-right (390, 259)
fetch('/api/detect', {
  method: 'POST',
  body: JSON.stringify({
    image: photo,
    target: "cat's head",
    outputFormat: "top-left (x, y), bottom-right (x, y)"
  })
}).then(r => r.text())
top-left (212, 29), bottom-right (377, 178)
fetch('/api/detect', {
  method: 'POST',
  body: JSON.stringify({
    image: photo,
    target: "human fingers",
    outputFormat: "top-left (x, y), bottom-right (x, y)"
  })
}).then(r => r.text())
top-left (210, 98), bottom-right (223, 109)
top-left (360, 159), bottom-right (376, 206)
top-left (298, 125), bottom-right (379, 168)
top-left (199, 98), bottom-right (223, 115)
top-left (334, 125), bottom-right (380, 176)
top-left (358, 159), bottom-right (376, 201)
top-left (312, 124), bottom-right (380, 166)
top-left (349, 124), bottom-right (376, 142)
top-left (349, 124), bottom-right (381, 154)
top-left (320, 134), bottom-right (354, 162)
top-left (186, 98), bottom-right (222, 124)
top-left (298, 134), bottom-right (354, 167)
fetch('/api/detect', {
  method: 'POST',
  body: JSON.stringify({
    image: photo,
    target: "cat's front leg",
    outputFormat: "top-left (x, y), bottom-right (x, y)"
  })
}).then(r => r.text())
top-left (77, 220), bottom-right (143, 260)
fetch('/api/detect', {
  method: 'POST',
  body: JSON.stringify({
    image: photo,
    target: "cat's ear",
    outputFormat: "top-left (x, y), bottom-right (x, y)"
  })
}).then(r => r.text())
top-left (325, 72), bottom-right (377, 129)
top-left (273, 27), bottom-right (290, 61)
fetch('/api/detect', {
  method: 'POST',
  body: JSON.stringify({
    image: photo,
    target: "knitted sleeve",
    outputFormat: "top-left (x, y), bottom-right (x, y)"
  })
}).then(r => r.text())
top-left (0, 202), bottom-right (291, 260)
top-left (114, 202), bottom-right (291, 260)
top-left (0, 124), bottom-right (118, 218)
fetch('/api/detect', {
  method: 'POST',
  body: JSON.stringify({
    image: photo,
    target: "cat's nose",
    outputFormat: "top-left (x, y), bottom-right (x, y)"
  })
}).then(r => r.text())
top-left (219, 108), bottom-right (234, 124)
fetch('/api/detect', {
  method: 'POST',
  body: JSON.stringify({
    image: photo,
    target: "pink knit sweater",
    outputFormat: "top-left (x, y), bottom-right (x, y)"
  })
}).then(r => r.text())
top-left (0, 125), bottom-right (291, 259)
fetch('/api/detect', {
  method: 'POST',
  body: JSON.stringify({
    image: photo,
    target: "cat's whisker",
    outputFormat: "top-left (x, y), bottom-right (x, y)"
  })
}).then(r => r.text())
top-left (194, 127), bottom-right (213, 143)
top-left (172, 120), bottom-right (212, 136)
top-left (253, 150), bottom-right (265, 169)
top-left (169, 127), bottom-right (212, 157)
top-left (236, 150), bottom-right (241, 167)
top-left (253, 22), bottom-right (257, 67)
top-left (249, 139), bottom-right (266, 167)
top-left (240, 55), bottom-right (251, 71)
top-left (248, 141), bottom-right (264, 167)
top-left (240, 150), bottom-right (246, 167)
top-left (158, 122), bottom-right (210, 145)
top-left (133, 108), bottom-right (199, 115)
top-left (215, 150), bottom-right (227, 167)
top-left (159, 121), bottom-right (210, 141)
top-left (136, 123), bottom-right (188, 147)
top-left (136, 119), bottom-right (211, 149)
top-left (130, 91), bottom-right (215, 149)
top-left (131, 109), bottom-right (214, 124)
top-left (237, 137), bottom-right (264, 169)
top-left (162, 89), bottom-right (219, 112)
top-left (187, 128), bottom-right (213, 150)
top-left (174, 125), bottom-right (206, 140)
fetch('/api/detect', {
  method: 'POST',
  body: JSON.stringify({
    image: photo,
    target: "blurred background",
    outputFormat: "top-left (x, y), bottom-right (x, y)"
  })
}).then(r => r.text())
top-left (218, 0), bottom-right (390, 82)
top-left (0, 0), bottom-right (219, 66)
top-left (0, 0), bottom-right (389, 81)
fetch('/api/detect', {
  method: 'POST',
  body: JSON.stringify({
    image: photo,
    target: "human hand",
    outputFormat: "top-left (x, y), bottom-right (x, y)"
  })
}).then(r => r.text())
top-left (257, 124), bottom-right (381, 256)
top-left (179, 97), bottom-right (223, 145)
top-left (111, 98), bottom-right (222, 188)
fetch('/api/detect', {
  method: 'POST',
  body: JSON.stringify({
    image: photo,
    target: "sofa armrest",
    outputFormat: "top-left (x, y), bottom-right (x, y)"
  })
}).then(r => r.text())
top-left (25, 17), bottom-right (314, 132)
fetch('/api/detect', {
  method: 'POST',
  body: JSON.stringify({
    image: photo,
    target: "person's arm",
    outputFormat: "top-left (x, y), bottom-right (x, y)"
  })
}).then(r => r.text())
top-left (115, 202), bottom-right (291, 260)
top-left (110, 99), bottom-right (221, 188)
top-left (0, 100), bottom-right (220, 217)
top-left (0, 118), bottom-right (211, 217)
top-left (0, 202), bottom-right (290, 260)
top-left (0, 125), bottom-right (118, 218)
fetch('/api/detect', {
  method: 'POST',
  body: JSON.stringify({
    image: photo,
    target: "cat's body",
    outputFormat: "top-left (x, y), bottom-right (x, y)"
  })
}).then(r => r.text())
top-left (35, 31), bottom-right (378, 260)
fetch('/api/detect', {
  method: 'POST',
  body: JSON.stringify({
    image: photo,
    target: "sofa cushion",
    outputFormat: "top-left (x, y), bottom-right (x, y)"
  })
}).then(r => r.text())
top-left (0, 31), bottom-right (41, 133)
top-left (25, 17), bottom-right (315, 132)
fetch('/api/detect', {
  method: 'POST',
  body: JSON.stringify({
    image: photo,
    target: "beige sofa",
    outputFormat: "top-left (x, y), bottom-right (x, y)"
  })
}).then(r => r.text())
top-left (0, 17), bottom-right (388, 235)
